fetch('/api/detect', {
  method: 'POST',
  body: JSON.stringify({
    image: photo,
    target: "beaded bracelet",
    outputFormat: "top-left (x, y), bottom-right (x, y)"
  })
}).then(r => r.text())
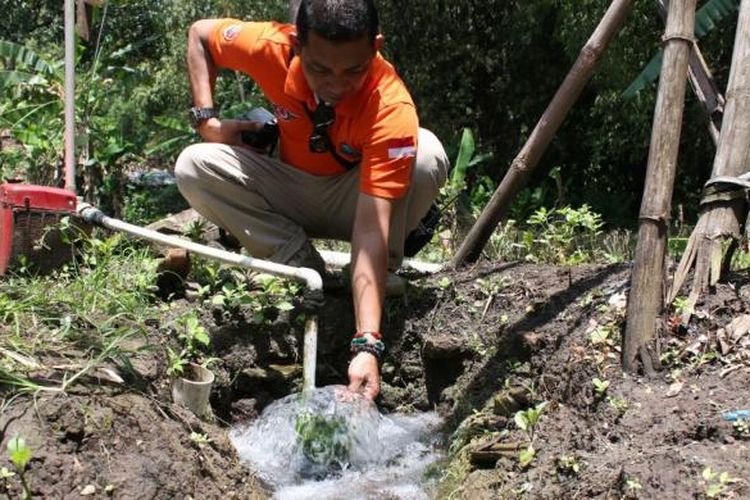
top-left (354, 331), bottom-right (382, 340)
top-left (350, 335), bottom-right (385, 361)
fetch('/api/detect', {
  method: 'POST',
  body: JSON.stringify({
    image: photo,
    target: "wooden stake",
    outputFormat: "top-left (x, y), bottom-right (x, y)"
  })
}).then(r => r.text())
top-left (668, 0), bottom-right (750, 312)
top-left (622, 0), bottom-right (697, 373)
top-left (658, 0), bottom-right (725, 145)
top-left (451, 0), bottom-right (634, 268)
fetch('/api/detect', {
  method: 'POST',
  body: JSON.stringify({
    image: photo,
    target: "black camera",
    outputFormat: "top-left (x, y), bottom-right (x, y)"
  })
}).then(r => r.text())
top-left (240, 107), bottom-right (279, 152)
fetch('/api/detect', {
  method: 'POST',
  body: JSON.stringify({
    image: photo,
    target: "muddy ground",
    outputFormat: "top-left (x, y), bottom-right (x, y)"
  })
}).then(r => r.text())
top-left (1, 259), bottom-right (749, 499)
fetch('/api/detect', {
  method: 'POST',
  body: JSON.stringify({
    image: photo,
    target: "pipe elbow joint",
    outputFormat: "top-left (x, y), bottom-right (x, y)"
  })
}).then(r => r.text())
top-left (296, 267), bottom-right (323, 292)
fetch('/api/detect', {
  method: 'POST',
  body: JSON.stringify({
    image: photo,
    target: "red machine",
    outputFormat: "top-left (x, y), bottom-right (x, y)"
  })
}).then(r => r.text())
top-left (0, 184), bottom-right (77, 275)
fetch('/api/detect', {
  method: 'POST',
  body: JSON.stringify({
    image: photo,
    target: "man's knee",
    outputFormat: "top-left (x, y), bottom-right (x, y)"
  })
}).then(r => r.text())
top-left (414, 128), bottom-right (449, 193)
top-left (174, 143), bottom-right (207, 194)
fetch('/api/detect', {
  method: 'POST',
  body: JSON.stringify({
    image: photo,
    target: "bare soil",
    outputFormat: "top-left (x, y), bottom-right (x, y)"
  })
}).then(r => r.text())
top-left (1, 261), bottom-right (748, 499)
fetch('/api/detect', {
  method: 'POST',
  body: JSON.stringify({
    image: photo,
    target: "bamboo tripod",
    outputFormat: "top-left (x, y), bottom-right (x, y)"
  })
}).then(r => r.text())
top-left (451, 0), bottom-right (750, 374)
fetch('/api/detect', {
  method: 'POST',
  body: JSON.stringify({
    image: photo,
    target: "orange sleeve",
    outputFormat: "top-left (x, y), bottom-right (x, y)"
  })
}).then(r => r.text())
top-left (207, 20), bottom-right (288, 80)
top-left (360, 103), bottom-right (419, 199)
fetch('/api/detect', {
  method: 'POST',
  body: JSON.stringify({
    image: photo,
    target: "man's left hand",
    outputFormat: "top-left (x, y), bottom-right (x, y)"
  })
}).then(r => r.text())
top-left (347, 352), bottom-right (380, 400)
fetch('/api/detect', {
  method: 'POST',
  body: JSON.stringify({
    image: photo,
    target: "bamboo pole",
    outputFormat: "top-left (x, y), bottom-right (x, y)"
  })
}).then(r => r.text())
top-left (658, 0), bottom-right (725, 145)
top-left (667, 0), bottom-right (750, 312)
top-left (622, 0), bottom-right (697, 373)
top-left (451, 0), bottom-right (634, 268)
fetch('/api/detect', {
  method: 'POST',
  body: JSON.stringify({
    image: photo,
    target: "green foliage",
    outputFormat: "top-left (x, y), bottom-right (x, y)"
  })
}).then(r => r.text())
top-left (556, 455), bottom-right (581, 476)
top-left (7, 436), bottom-right (31, 472)
top-left (166, 312), bottom-right (210, 376)
top-left (121, 184), bottom-right (189, 224)
top-left (514, 401), bottom-right (548, 468)
top-left (672, 296), bottom-right (693, 316)
top-left (294, 411), bottom-right (352, 467)
top-left (0, 231), bottom-right (158, 397)
top-left (6, 435), bottom-right (32, 499)
top-left (624, 0), bottom-right (740, 97)
top-left (592, 377), bottom-right (610, 396)
top-left (521, 204), bottom-right (604, 264)
top-left (732, 419), bottom-right (749, 439)
top-left (0, 0), bottom-right (740, 230)
top-left (702, 467), bottom-right (736, 498)
top-left (189, 431), bottom-right (212, 449)
top-left (176, 313), bottom-right (210, 357)
top-left (514, 401), bottom-right (548, 441)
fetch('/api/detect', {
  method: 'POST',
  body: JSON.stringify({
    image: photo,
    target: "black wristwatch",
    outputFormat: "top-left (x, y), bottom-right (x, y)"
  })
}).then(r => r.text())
top-left (188, 106), bottom-right (218, 128)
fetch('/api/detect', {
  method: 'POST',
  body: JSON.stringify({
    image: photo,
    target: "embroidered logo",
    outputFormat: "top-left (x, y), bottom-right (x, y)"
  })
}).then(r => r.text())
top-left (272, 103), bottom-right (298, 121)
top-left (387, 137), bottom-right (416, 159)
top-left (223, 24), bottom-right (242, 42)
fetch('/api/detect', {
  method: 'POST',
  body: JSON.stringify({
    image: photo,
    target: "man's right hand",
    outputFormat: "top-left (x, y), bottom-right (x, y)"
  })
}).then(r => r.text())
top-left (196, 117), bottom-right (266, 147)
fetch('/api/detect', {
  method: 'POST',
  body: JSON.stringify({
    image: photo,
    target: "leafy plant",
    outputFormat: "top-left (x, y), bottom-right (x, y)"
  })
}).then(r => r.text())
top-left (166, 347), bottom-right (188, 377)
top-left (294, 411), bottom-right (352, 468)
top-left (522, 205), bottom-right (605, 264)
top-left (626, 477), bottom-right (642, 492)
top-left (189, 432), bottom-right (212, 449)
top-left (592, 377), bottom-right (610, 396)
top-left (607, 396), bottom-right (629, 414)
top-left (556, 455), bottom-right (580, 476)
top-left (732, 419), bottom-right (749, 439)
top-left (7, 435), bottom-right (32, 499)
top-left (212, 282), bottom-right (254, 313)
top-left (176, 313), bottom-right (210, 358)
top-left (514, 402), bottom-right (547, 441)
top-left (672, 296), bottom-right (693, 316)
top-left (166, 313), bottom-right (210, 377)
top-left (702, 467), bottom-right (736, 498)
top-left (514, 401), bottom-right (548, 468)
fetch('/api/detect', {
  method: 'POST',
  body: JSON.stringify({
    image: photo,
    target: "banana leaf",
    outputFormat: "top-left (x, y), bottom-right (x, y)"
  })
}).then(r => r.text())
top-left (623, 0), bottom-right (740, 97)
top-left (0, 40), bottom-right (56, 77)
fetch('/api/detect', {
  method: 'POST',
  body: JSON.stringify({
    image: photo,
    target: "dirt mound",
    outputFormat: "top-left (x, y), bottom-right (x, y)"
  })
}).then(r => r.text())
top-left (1, 261), bottom-right (748, 498)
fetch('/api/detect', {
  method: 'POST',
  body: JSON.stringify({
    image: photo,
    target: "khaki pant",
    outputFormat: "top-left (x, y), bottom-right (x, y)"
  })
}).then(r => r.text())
top-left (174, 128), bottom-right (449, 270)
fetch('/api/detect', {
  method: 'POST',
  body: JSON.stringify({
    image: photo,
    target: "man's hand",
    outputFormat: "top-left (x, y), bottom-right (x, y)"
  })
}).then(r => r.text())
top-left (347, 351), bottom-right (380, 400)
top-left (196, 117), bottom-right (266, 148)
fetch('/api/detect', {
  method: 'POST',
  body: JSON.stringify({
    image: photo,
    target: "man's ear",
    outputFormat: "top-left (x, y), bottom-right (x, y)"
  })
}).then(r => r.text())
top-left (291, 32), bottom-right (302, 54)
top-left (374, 33), bottom-right (384, 51)
top-left (289, 31), bottom-right (302, 51)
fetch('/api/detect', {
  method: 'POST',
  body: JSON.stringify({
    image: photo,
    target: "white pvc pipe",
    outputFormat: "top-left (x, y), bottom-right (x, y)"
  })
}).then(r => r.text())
top-left (77, 203), bottom-right (322, 390)
top-left (319, 249), bottom-right (445, 274)
top-left (64, 0), bottom-right (76, 192)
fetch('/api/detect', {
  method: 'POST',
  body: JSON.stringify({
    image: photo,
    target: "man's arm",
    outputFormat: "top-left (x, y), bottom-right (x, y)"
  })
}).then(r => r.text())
top-left (186, 20), bottom-right (262, 144)
top-left (347, 193), bottom-right (393, 400)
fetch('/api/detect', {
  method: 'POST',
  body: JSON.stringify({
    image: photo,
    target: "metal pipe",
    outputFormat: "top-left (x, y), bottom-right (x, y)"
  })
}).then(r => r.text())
top-left (64, 0), bottom-right (76, 192)
top-left (77, 203), bottom-right (322, 390)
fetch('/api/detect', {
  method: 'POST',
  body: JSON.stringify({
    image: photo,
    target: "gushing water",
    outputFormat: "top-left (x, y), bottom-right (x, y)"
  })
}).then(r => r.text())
top-left (229, 385), bottom-right (444, 499)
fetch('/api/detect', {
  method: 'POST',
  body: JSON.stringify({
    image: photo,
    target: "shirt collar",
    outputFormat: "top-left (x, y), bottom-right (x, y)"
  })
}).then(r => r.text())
top-left (284, 53), bottom-right (383, 117)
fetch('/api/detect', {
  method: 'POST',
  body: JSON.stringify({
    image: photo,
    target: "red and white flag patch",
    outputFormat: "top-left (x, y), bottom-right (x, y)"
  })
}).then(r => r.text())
top-left (387, 137), bottom-right (416, 159)
top-left (223, 24), bottom-right (242, 42)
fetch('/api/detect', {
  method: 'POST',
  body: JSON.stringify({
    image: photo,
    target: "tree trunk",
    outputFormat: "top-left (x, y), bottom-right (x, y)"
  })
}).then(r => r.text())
top-left (622, 0), bottom-right (697, 373)
top-left (451, 0), bottom-right (634, 268)
top-left (667, 0), bottom-right (750, 312)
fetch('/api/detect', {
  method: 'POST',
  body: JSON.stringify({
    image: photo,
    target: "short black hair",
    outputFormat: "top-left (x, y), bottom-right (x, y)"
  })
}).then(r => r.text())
top-left (295, 0), bottom-right (379, 45)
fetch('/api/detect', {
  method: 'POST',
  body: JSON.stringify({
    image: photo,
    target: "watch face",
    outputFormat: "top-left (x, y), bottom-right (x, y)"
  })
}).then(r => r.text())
top-left (189, 107), bottom-right (216, 128)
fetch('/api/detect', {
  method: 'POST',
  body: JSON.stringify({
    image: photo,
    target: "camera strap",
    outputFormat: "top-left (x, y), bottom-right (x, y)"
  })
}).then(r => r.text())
top-left (304, 106), bottom-right (359, 171)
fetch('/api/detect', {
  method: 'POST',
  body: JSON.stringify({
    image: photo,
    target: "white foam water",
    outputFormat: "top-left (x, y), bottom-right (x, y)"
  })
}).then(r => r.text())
top-left (229, 385), bottom-right (444, 499)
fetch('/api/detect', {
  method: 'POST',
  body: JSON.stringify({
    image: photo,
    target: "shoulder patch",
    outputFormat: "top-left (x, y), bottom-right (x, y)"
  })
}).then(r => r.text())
top-left (272, 103), bottom-right (298, 121)
top-left (223, 24), bottom-right (243, 42)
top-left (387, 137), bottom-right (416, 159)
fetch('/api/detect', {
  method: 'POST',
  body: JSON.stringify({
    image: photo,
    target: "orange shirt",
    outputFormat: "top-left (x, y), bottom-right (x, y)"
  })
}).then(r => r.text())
top-left (208, 20), bottom-right (418, 199)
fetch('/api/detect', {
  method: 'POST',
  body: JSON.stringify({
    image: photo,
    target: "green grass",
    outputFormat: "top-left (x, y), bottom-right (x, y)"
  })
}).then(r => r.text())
top-left (0, 232), bottom-right (159, 400)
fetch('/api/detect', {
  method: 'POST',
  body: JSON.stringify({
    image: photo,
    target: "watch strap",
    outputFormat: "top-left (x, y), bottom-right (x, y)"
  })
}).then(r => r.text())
top-left (189, 106), bottom-right (218, 128)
